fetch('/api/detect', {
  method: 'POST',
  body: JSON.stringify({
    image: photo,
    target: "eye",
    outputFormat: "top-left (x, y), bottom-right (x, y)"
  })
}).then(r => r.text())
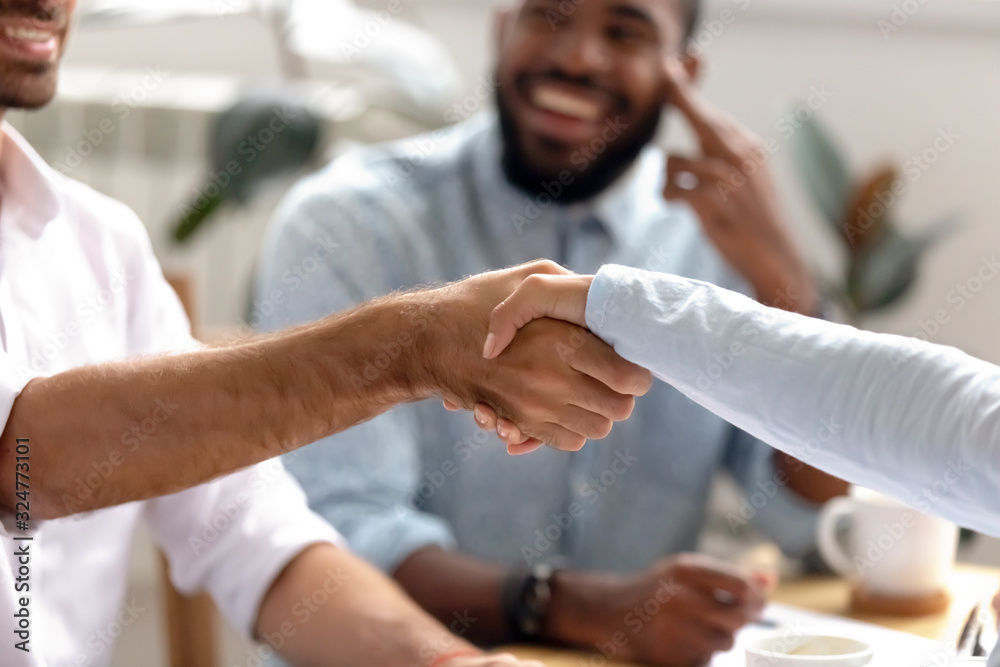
top-left (607, 23), bottom-right (645, 45)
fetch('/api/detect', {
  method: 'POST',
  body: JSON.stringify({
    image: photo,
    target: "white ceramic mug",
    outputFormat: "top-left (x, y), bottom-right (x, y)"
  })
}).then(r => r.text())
top-left (817, 487), bottom-right (959, 597)
top-left (745, 634), bottom-right (873, 666)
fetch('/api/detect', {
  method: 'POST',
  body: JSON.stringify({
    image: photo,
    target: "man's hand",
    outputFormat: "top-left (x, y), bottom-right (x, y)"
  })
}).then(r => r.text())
top-left (448, 272), bottom-right (598, 454)
top-left (662, 57), bottom-right (817, 315)
top-left (428, 261), bottom-right (651, 453)
top-left (544, 554), bottom-right (774, 667)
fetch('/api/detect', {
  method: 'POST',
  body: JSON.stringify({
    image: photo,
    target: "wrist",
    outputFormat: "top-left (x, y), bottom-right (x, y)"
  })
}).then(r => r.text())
top-left (540, 569), bottom-right (619, 648)
top-left (379, 291), bottom-right (443, 402)
top-left (751, 266), bottom-right (819, 316)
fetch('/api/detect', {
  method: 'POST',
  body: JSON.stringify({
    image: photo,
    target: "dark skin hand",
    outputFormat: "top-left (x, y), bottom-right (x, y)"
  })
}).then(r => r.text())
top-left (395, 548), bottom-right (774, 666)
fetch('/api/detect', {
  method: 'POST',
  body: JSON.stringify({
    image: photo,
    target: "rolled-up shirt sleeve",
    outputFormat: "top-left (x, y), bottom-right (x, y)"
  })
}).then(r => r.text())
top-left (144, 461), bottom-right (345, 637)
top-left (722, 428), bottom-right (820, 559)
top-left (587, 264), bottom-right (1000, 537)
top-left (0, 354), bottom-right (38, 538)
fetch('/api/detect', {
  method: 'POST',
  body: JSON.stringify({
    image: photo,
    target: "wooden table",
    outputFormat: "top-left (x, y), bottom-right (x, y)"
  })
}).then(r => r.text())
top-left (506, 564), bottom-right (1000, 666)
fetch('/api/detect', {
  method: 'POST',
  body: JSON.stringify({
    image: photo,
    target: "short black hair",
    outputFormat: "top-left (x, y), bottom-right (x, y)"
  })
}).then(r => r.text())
top-left (683, 0), bottom-right (702, 42)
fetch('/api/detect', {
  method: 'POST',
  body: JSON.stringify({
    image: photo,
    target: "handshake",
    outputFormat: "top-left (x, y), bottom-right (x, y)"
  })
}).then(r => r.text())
top-left (426, 259), bottom-right (647, 453)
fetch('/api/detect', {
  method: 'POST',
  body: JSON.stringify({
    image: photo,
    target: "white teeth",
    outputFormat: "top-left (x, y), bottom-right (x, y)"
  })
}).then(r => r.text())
top-left (533, 86), bottom-right (601, 122)
top-left (6, 27), bottom-right (55, 42)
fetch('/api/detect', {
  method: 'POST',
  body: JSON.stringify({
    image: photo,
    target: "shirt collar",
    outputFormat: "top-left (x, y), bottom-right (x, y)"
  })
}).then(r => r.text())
top-left (0, 121), bottom-right (62, 237)
top-left (469, 112), bottom-right (669, 247)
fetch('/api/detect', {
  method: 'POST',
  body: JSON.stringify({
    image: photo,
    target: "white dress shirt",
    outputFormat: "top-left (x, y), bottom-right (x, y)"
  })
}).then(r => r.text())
top-left (0, 123), bottom-right (343, 667)
top-left (587, 265), bottom-right (1000, 665)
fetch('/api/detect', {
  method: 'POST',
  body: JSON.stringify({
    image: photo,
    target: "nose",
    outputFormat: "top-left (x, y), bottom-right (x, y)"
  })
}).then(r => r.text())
top-left (547, 28), bottom-right (612, 79)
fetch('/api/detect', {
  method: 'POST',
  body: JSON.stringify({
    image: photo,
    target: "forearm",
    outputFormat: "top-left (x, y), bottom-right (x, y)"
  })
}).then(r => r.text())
top-left (747, 260), bottom-right (818, 316)
top-left (0, 292), bottom-right (436, 519)
top-left (394, 547), bottom-right (617, 650)
top-left (588, 265), bottom-right (1000, 535)
top-left (394, 546), bottom-right (510, 646)
top-left (258, 543), bottom-right (480, 667)
top-left (775, 452), bottom-right (848, 505)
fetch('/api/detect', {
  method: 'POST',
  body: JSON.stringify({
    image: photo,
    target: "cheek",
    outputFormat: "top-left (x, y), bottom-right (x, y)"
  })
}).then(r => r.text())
top-left (619, 63), bottom-right (667, 113)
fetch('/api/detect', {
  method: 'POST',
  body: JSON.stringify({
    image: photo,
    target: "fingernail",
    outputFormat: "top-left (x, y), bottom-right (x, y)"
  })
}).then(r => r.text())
top-left (497, 424), bottom-right (509, 439)
top-left (474, 407), bottom-right (487, 425)
top-left (482, 333), bottom-right (496, 359)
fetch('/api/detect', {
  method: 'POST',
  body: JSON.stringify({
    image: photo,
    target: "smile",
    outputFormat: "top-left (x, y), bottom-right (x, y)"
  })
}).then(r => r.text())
top-left (531, 84), bottom-right (603, 123)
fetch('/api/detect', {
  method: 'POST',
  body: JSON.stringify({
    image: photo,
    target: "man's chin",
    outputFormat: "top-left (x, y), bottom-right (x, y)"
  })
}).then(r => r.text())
top-left (0, 70), bottom-right (59, 111)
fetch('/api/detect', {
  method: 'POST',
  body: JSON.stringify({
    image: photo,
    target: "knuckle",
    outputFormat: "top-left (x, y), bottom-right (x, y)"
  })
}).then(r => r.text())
top-left (532, 259), bottom-right (561, 275)
top-left (522, 273), bottom-right (547, 289)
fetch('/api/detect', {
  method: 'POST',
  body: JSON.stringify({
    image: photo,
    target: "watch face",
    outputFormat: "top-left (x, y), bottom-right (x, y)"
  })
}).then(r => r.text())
top-left (516, 565), bottom-right (556, 637)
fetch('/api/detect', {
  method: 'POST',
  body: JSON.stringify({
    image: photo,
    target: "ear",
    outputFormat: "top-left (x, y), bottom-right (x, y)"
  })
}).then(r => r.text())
top-left (681, 53), bottom-right (703, 85)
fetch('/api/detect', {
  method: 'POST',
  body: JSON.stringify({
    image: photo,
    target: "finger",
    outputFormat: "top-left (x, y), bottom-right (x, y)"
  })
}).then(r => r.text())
top-left (474, 404), bottom-right (499, 431)
top-left (548, 403), bottom-right (614, 441)
top-left (754, 570), bottom-right (779, 595)
top-left (532, 422), bottom-right (587, 452)
top-left (666, 155), bottom-right (731, 185)
top-left (508, 440), bottom-right (544, 456)
top-left (675, 559), bottom-right (762, 609)
top-left (484, 274), bottom-right (593, 359)
top-left (495, 416), bottom-right (522, 443)
top-left (568, 333), bottom-right (653, 398)
top-left (684, 588), bottom-right (757, 635)
top-left (663, 57), bottom-right (743, 161)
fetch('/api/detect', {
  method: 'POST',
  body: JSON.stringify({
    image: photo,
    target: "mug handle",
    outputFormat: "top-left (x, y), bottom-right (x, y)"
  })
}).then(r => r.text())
top-left (817, 497), bottom-right (857, 578)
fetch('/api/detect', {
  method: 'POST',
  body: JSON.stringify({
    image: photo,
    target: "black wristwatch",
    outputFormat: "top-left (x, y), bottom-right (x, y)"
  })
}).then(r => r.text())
top-left (502, 563), bottom-right (558, 641)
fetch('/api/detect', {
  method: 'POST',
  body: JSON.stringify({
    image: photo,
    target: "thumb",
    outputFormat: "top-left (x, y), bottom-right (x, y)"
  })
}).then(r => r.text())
top-left (483, 274), bottom-right (593, 359)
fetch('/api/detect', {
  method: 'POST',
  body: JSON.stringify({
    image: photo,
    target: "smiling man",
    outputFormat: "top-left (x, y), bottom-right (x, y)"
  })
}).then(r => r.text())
top-left (258, 0), bottom-right (846, 665)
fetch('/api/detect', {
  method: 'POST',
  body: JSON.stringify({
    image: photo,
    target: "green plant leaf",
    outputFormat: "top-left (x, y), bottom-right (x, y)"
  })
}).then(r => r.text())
top-left (846, 216), bottom-right (957, 313)
top-left (170, 95), bottom-right (322, 245)
top-left (791, 114), bottom-right (853, 233)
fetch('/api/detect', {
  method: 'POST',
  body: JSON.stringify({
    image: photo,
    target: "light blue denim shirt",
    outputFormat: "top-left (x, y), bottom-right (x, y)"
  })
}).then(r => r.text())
top-left (255, 112), bottom-right (821, 577)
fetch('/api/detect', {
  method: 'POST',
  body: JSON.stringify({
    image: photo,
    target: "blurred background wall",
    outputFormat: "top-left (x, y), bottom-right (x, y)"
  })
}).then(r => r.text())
top-left (12, 0), bottom-right (999, 664)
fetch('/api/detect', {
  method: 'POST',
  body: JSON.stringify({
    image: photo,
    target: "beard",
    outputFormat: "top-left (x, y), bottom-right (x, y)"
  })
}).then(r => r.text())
top-left (0, 64), bottom-right (59, 109)
top-left (496, 74), bottom-right (664, 205)
top-left (0, 1), bottom-right (69, 110)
